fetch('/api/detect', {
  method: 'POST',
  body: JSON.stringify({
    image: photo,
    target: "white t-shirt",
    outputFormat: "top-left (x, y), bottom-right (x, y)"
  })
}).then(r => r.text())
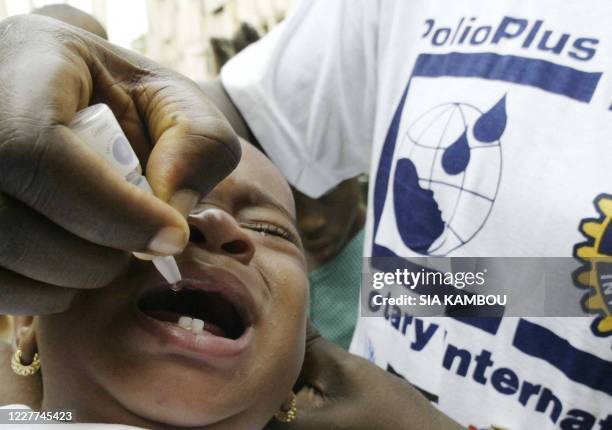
top-left (222, 1), bottom-right (612, 429)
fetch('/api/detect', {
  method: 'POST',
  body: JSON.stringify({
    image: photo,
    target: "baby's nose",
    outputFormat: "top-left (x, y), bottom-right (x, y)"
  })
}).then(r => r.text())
top-left (188, 208), bottom-right (255, 265)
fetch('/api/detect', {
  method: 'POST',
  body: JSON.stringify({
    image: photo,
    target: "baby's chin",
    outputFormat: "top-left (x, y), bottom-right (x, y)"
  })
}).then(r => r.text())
top-left (96, 328), bottom-right (299, 430)
top-left (129, 405), bottom-right (268, 430)
top-left (107, 374), bottom-right (280, 430)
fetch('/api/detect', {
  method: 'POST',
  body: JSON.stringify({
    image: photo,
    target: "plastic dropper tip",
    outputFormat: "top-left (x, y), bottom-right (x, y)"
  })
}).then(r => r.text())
top-left (152, 255), bottom-right (182, 285)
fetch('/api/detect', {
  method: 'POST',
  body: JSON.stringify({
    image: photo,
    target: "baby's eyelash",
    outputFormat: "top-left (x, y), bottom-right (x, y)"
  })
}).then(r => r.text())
top-left (241, 222), bottom-right (297, 244)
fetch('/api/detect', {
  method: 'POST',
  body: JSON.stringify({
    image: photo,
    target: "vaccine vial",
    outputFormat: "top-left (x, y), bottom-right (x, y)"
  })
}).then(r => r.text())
top-left (69, 104), bottom-right (181, 285)
top-left (69, 104), bottom-right (153, 192)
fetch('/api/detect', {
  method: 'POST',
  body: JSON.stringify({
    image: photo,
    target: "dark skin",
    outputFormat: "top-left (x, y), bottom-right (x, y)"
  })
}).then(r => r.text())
top-left (0, 15), bottom-right (240, 315)
top-left (4, 141), bottom-right (308, 429)
top-left (293, 178), bottom-right (366, 271)
top-left (267, 324), bottom-right (462, 430)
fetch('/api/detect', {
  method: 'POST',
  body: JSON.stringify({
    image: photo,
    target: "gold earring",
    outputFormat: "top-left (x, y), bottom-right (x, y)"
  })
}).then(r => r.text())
top-left (11, 349), bottom-right (41, 377)
top-left (274, 393), bottom-right (297, 423)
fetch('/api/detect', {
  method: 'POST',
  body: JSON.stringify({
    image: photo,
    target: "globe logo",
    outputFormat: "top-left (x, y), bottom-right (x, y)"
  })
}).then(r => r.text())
top-left (392, 95), bottom-right (506, 256)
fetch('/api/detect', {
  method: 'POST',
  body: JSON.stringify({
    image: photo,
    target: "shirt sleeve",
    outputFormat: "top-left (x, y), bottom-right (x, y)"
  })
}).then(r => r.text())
top-left (221, 0), bottom-right (379, 198)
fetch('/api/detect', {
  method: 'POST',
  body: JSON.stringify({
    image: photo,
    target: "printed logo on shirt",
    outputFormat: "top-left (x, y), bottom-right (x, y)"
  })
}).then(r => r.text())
top-left (421, 16), bottom-right (599, 62)
top-left (361, 15), bottom-right (611, 430)
top-left (383, 95), bottom-right (505, 256)
top-left (363, 311), bottom-right (612, 428)
top-left (573, 194), bottom-right (612, 337)
top-left (372, 50), bottom-right (603, 258)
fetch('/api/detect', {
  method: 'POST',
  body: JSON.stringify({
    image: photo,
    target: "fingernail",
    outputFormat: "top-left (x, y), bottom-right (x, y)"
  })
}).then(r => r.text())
top-left (148, 226), bottom-right (186, 255)
top-left (170, 189), bottom-right (201, 218)
top-left (133, 252), bottom-right (154, 261)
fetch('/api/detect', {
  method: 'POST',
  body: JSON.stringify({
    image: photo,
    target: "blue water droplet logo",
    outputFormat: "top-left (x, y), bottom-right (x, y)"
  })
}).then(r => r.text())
top-left (473, 95), bottom-right (507, 143)
top-left (442, 128), bottom-right (470, 175)
top-left (113, 136), bottom-right (135, 166)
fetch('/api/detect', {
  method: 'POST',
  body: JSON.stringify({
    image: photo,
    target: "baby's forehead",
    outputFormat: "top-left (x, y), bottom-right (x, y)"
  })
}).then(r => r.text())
top-left (225, 140), bottom-right (296, 215)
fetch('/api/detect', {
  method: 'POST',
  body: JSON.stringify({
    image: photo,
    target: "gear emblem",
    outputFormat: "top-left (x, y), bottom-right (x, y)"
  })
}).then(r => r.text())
top-left (573, 194), bottom-right (612, 337)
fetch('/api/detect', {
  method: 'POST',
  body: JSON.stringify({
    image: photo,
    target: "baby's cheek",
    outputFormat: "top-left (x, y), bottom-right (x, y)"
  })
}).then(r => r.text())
top-left (255, 252), bottom-right (308, 362)
top-left (260, 254), bottom-right (308, 347)
top-left (254, 257), bottom-right (307, 408)
top-left (275, 262), bottom-right (309, 314)
top-left (259, 251), bottom-right (308, 303)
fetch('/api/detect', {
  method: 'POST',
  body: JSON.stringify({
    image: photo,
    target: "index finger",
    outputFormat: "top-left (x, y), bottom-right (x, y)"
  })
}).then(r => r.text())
top-left (139, 76), bottom-right (241, 205)
top-left (57, 20), bottom-right (241, 214)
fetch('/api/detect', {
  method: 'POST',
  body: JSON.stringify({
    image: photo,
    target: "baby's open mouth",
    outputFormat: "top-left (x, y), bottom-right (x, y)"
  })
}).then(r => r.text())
top-left (137, 284), bottom-right (247, 340)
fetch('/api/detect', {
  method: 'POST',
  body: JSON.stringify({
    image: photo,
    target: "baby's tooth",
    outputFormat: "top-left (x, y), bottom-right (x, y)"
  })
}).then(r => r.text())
top-left (178, 316), bottom-right (193, 330)
top-left (191, 318), bottom-right (205, 334)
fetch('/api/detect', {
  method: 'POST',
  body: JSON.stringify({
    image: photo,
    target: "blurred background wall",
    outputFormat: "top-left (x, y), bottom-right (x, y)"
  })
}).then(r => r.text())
top-left (0, 0), bottom-right (295, 80)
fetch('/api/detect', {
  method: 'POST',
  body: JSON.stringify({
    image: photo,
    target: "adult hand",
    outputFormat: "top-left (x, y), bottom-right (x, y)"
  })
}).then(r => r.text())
top-left (0, 14), bottom-right (240, 315)
top-left (267, 323), bottom-right (463, 430)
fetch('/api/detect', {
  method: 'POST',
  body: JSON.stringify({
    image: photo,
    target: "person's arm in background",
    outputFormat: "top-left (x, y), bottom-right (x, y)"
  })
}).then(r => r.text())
top-left (267, 324), bottom-right (463, 430)
top-left (200, 0), bottom-right (463, 427)
top-left (0, 14), bottom-right (239, 315)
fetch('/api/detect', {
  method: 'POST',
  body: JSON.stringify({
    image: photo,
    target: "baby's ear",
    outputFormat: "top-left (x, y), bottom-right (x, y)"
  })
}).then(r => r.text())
top-left (12, 316), bottom-right (37, 363)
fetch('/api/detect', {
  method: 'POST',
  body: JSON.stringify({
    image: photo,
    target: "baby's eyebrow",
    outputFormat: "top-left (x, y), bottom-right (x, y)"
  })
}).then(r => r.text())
top-left (240, 184), bottom-right (297, 225)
